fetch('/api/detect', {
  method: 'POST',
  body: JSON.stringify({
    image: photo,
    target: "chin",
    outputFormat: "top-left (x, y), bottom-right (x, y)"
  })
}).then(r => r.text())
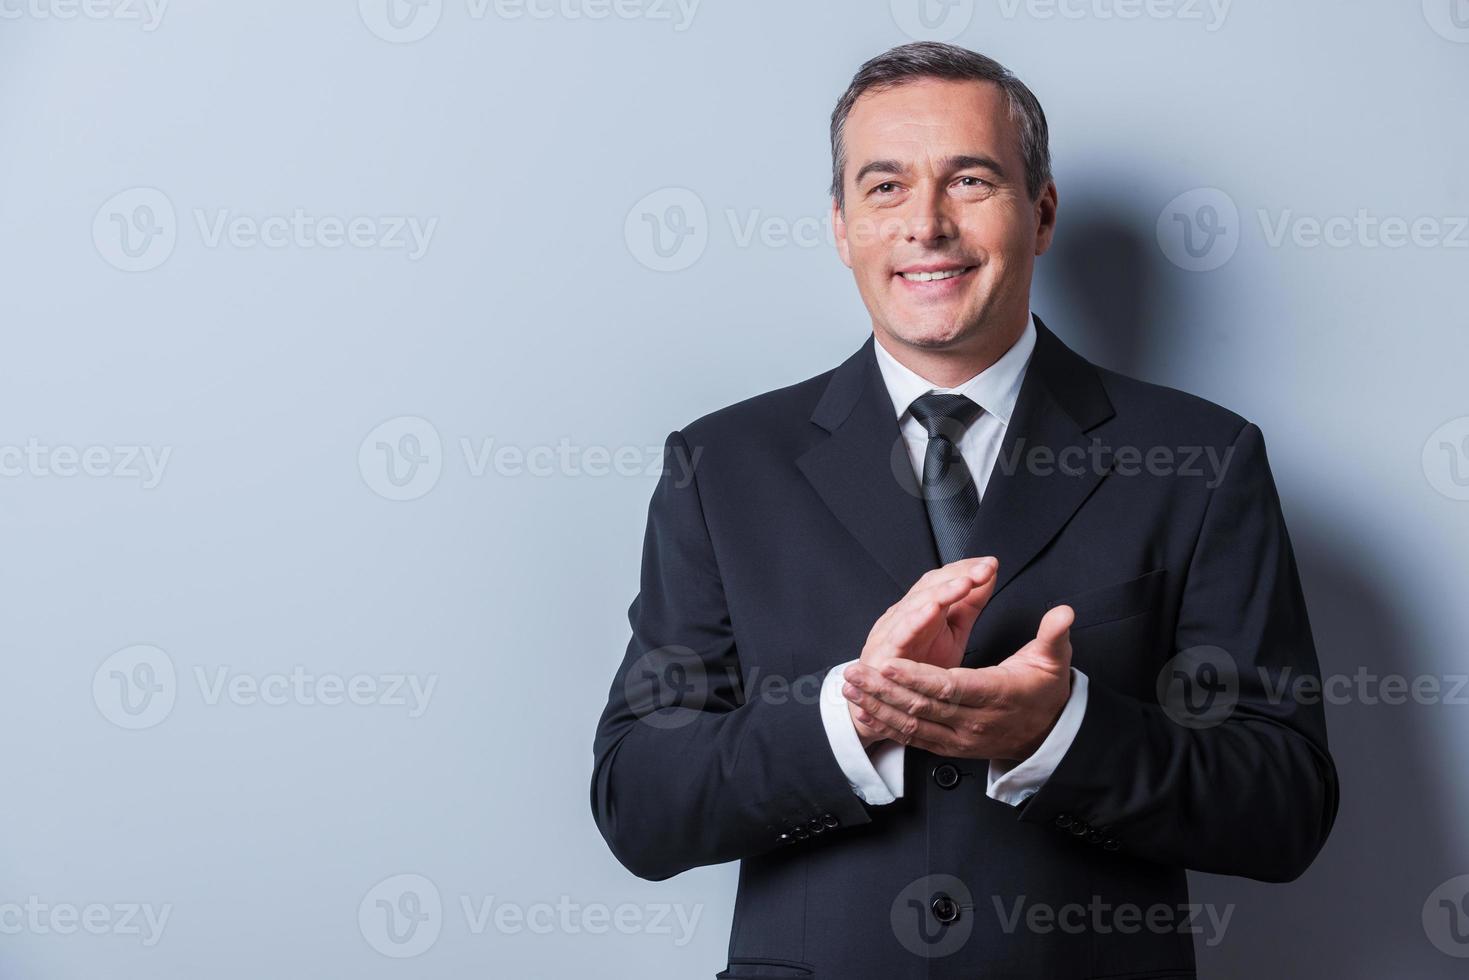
top-left (888, 317), bottom-right (971, 350)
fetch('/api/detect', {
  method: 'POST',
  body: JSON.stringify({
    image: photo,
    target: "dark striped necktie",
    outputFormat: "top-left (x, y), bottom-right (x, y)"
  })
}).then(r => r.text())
top-left (906, 392), bottom-right (984, 565)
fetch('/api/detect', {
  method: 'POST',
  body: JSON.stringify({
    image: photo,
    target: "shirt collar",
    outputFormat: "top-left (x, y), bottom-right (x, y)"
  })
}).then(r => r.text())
top-left (871, 311), bottom-right (1036, 427)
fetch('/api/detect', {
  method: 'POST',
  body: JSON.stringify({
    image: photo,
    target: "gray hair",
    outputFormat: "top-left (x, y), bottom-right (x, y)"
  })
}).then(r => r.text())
top-left (829, 42), bottom-right (1052, 210)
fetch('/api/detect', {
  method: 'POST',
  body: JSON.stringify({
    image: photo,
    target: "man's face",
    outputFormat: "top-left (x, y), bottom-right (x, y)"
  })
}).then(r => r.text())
top-left (832, 77), bottom-right (1056, 355)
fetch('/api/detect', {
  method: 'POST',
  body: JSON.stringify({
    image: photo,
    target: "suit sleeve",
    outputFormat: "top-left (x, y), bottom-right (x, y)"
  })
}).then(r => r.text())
top-left (1014, 422), bottom-right (1340, 882)
top-left (590, 430), bottom-right (874, 881)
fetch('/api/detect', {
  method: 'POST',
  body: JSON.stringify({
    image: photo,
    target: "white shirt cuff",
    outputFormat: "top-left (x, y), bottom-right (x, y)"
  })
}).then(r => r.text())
top-left (986, 668), bottom-right (1089, 806)
top-left (819, 660), bottom-right (905, 805)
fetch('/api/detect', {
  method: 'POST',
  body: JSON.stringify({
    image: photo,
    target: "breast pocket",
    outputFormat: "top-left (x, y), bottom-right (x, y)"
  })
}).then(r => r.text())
top-left (1047, 568), bottom-right (1166, 630)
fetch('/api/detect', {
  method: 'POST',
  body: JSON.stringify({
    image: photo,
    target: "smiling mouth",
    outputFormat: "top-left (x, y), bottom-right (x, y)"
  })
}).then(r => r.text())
top-left (896, 265), bottom-right (977, 283)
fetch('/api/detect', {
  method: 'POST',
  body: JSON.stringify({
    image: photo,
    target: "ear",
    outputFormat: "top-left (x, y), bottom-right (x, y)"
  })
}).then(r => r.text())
top-left (1033, 180), bottom-right (1058, 257)
top-left (832, 198), bottom-right (853, 269)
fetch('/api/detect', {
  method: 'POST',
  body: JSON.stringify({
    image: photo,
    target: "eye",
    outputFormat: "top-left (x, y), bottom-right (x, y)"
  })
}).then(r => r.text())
top-left (871, 181), bottom-right (899, 195)
top-left (955, 176), bottom-right (990, 189)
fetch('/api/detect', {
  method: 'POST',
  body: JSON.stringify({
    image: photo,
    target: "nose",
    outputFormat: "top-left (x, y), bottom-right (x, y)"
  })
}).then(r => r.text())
top-left (903, 184), bottom-right (958, 247)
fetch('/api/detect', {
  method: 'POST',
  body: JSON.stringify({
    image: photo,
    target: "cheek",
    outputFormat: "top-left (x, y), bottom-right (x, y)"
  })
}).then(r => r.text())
top-left (961, 205), bottom-right (1028, 246)
top-left (850, 246), bottom-right (891, 287)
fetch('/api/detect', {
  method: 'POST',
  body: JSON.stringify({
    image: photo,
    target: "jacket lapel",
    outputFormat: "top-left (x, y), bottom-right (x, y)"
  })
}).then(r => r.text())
top-left (796, 335), bottom-right (939, 592)
top-left (796, 316), bottom-right (1115, 598)
top-left (967, 314), bottom-right (1117, 599)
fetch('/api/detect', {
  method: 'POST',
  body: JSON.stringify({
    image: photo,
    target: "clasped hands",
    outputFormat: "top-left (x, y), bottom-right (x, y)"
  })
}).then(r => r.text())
top-left (841, 556), bottom-right (1074, 763)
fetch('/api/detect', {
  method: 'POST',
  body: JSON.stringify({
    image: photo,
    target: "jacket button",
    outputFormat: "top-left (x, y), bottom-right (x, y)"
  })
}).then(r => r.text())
top-left (1103, 838), bottom-right (1120, 851)
top-left (791, 827), bottom-right (809, 840)
top-left (808, 819), bottom-right (826, 834)
top-left (1054, 813), bottom-right (1073, 828)
top-left (933, 764), bottom-right (961, 789)
top-left (1069, 821), bottom-right (1090, 836)
top-left (821, 813), bottom-right (839, 828)
top-left (931, 894), bottom-right (960, 923)
top-left (1087, 830), bottom-right (1103, 844)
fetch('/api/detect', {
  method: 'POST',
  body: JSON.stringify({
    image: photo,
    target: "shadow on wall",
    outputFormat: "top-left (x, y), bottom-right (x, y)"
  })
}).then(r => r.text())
top-left (1038, 194), bottom-right (1466, 979)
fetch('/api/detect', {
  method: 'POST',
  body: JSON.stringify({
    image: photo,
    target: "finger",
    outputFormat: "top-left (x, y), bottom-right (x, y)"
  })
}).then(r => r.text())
top-left (845, 685), bottom-right (956, 746)
top-left (945, 558), bottom-right (998, 637)
top-left (879, 659), bottom-right (998, 709)
top-left (880, 560), bottom-right (996, 645)
top-left (853, 713), bottom-right (949, 755)
top-left (1034, 604), bottom-right (1075, 659)
top-left (869, 572), bottom-right (969, 645)
top-left (913, 556), bottom-right (998, 592)
top-left (885, 598), bottom-right (950, 659)
top-left (898, 563), bottom-right (994, 618)
top-left (843, 662), bottom-right (963, 723)
top-left (870, 559), bottom-right (997, 643)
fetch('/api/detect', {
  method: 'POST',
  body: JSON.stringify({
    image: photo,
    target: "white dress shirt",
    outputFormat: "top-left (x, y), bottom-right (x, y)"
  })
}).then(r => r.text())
top-left (817, 311), bottom-right (1091, 806)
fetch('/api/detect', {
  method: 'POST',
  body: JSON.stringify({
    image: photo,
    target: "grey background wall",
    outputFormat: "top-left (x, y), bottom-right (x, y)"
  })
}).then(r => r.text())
top-left (1, 1), bottom-right (1465, 976)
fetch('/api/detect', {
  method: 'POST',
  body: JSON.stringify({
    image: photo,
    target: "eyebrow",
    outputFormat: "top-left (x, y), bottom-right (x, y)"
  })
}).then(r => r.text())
top-left (852, 154), bottom-right (1009, 187)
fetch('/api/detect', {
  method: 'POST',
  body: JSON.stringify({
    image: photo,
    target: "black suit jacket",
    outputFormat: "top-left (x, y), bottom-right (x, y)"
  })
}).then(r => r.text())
top-left (591, 317), bottom-right (1339, 979)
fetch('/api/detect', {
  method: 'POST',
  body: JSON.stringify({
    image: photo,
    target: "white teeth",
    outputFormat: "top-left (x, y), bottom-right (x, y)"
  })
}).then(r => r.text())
top-left (900, 267), bottom-right (971, 282)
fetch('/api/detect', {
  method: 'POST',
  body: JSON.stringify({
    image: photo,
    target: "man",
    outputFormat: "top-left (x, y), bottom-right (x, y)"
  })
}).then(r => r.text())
top-left (591, 42), bottom-right (1338, 979)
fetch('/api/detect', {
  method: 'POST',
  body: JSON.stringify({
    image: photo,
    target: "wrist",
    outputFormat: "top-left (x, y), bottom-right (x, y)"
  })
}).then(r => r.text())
top-left (1008, 675), bottom-right (1073, 761)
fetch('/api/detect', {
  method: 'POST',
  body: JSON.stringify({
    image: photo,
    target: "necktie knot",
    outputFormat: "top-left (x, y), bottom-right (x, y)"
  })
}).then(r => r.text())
top-left (907, 393), bottom-right (983, 440)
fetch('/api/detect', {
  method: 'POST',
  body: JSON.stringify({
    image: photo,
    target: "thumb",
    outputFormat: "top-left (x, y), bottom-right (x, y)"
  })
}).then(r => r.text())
top-left (1034, 604), bottom-right (1074, 661)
